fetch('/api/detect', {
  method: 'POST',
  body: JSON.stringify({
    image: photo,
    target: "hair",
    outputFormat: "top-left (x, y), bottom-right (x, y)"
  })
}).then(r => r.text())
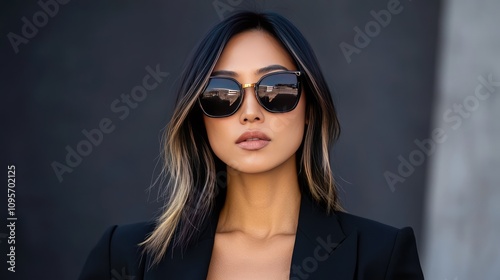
top-left (141, 11), bottom-right (342, 265)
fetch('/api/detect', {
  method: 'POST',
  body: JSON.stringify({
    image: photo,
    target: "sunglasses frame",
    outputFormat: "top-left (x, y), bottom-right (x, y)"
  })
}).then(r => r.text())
top-left (198, 70), bottom-right (302, 118)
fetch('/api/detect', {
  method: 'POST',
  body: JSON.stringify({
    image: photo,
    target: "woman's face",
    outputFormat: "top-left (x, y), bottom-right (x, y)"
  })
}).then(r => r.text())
top-left (203, 30), bottom-right (307, 174)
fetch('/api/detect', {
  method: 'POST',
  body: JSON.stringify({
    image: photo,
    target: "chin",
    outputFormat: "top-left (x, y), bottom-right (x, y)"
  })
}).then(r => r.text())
top-left (227, 164), bottom-right (272, 174)
top-left (226, 158), bottom-right (292, 174)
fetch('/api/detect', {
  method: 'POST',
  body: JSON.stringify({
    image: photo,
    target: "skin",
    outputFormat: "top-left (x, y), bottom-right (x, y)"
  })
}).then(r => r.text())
top-left (204, 29), bottom-right (306, 280)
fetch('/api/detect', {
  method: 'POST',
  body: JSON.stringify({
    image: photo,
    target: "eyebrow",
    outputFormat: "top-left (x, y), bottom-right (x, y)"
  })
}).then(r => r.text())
top-left (211, 64), bottom-right (289, 77)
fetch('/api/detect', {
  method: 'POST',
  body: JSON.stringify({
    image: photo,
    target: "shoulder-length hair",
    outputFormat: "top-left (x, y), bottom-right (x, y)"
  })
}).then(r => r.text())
top-left (141, 11), bottom-right (342, 265)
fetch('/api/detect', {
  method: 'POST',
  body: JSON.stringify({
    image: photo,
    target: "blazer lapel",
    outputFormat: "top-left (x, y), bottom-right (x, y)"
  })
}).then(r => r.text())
top-left (143, 205), bottom-right (220, 280)
top-left (289, 194), bottom-right (358, 279)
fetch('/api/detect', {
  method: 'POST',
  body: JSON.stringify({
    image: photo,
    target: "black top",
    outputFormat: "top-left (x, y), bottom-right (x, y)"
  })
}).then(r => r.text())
top-left (79, 193), bottom-right (424, 279)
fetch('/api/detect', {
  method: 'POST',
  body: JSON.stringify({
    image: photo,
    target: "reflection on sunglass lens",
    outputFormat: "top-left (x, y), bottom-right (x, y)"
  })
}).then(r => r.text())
top-left (257, 73), bottom-right (299, 112)
top-left (201, 79), bottom-right (241, 117)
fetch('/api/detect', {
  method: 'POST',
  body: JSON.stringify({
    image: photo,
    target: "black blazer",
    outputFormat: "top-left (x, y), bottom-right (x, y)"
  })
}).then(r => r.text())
top-left (79, 194), bottom-right (424, 279)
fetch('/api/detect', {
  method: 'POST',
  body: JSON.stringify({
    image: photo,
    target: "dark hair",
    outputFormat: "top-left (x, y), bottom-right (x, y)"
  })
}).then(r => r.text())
top-left (141, 11), bottom-right (342, 265)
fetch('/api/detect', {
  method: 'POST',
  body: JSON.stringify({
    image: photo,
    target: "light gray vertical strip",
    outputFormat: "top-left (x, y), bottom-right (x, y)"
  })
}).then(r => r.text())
top-left (424, 0), bottom-right (500, 279)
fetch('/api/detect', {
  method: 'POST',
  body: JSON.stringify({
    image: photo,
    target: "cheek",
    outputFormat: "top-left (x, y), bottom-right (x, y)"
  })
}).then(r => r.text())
top-left (203, 118), bottom-right (244, 170)
top-left (203, 116), bottom-right (231, 157)
top-left (269, 94), bottom-right (307, 135)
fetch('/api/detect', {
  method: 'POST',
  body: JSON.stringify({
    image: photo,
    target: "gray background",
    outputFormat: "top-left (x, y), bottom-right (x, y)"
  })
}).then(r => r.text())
top-left (1, 0), bottom-right (461, 279)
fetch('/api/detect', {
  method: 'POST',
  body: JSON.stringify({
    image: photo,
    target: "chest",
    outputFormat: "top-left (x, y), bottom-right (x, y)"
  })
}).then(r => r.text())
top-left (206, 233), bottom-right (296, 280)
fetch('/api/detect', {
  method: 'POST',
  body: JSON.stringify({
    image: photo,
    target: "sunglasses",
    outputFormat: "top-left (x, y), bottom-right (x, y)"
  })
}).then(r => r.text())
top-left (198, 71), bottom-right (302, 118)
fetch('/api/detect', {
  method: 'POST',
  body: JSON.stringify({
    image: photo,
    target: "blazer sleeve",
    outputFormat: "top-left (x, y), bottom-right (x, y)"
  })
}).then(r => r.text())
top-left (78, 225), bottom-right (117, 280)
top-left (385, 227), bottom-right (425, 280)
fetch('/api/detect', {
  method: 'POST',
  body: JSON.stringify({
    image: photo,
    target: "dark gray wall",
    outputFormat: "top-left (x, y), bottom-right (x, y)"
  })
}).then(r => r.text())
top-left (1, 0), bottom-right (440, 279)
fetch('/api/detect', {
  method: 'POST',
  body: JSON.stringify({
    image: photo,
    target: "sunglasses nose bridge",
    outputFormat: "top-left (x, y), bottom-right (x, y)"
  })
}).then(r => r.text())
top-left (240, 82), bottom-right (258, 101)
top-left (241, 83), bottom-right (256, 91)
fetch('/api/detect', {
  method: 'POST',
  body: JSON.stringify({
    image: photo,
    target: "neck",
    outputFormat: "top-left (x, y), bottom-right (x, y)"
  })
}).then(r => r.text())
top-left (216, 155), bottom-right (301, 239)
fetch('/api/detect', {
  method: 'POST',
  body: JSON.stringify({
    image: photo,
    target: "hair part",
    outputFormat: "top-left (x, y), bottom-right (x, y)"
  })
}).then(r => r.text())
top-left (140, 11), bottom-right (342, 266)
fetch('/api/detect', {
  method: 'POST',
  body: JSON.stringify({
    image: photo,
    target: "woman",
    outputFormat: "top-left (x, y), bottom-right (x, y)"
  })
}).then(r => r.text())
top-left (79, 11), bottom-right (424, 279)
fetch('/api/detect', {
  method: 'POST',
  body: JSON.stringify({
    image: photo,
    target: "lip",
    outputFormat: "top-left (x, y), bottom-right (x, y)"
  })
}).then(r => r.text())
top-left (235, 131), bottom-right (271, 150)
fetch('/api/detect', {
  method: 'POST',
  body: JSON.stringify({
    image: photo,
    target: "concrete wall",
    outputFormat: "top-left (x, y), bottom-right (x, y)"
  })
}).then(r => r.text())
top-left (423, 0), bottom-right (500, 279)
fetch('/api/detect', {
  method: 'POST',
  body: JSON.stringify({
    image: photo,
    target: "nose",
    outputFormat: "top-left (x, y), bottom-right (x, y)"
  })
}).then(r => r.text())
top-left (239, 87), bottom-right (265, 124)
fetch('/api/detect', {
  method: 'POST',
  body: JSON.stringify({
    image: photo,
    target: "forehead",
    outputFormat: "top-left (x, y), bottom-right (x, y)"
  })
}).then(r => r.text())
top-left (213, 30), bottom-right (296, 73)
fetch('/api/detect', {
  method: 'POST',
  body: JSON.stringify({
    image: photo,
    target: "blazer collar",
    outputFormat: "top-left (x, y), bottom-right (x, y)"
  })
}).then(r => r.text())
top-left (289, 194), bottom-right (358, 279)
top-left (144, 193), bottom-right (358, 279)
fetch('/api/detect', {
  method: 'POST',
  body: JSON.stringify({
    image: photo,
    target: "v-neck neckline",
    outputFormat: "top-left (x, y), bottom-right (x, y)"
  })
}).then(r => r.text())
top-left (143, 192), bottom-right (354, 280)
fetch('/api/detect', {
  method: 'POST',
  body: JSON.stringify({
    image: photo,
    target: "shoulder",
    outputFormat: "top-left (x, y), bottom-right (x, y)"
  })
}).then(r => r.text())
top-left (334, 211), bottom-right (424, 279)
top-left (99, 221), bottom-right (155, 258)
top-left (78, 222), bottom-right (154, 280)
top-left (110, 221), bottom-right (155, 247)
top-left (335, 210), bottom-right (409, 237)
top-left (334, 211), bottom-right (419, 254)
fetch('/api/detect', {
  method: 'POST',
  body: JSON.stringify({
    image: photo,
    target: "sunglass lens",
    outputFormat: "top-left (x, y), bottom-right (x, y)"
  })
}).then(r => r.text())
top-left (257, 73), bottom-right (300, 112)
top-left (200, 78), bottom-right (241, 117)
